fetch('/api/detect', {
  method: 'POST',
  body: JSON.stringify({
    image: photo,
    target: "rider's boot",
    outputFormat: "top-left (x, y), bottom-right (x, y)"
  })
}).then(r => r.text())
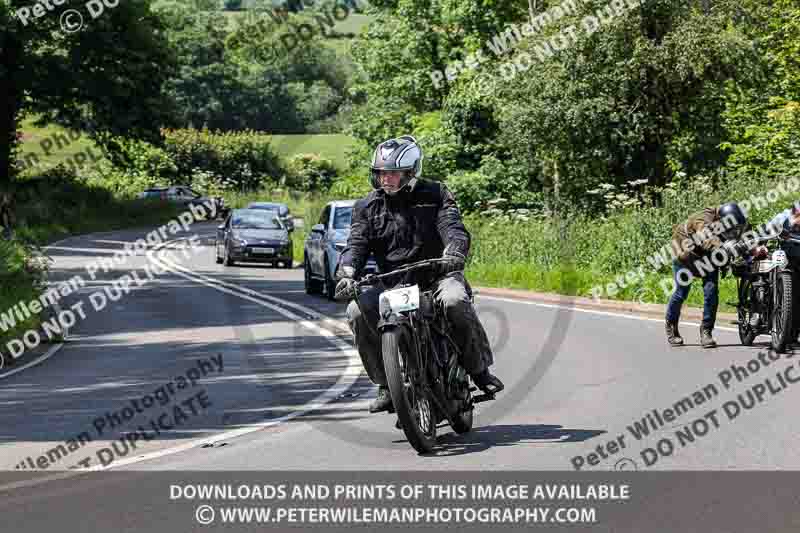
top-left (472, 369), bottom-right (504, 395)
top-left (700, 324), bottom-right (717, 349)
top-left (369, 386), bottom-right (393, 413)
top-left (665, 320), bottom-right (684, 346)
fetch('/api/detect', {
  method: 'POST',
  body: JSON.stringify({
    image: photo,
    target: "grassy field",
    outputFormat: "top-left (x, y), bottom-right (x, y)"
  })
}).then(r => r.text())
top-left (222, 7), bottom-right (373, 33)
top-left (267, 133), bottom-right (357, 170)
top-left (17, 117), bottom-right (104, 175)
top-left (19, 117), bottom-right (356, 173)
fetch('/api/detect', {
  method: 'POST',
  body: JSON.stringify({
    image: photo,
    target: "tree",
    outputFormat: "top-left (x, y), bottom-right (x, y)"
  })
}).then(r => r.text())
top-left (0, 0), bottom-right (177, 232)
top-left (498, 0), bottom-right (764, 205)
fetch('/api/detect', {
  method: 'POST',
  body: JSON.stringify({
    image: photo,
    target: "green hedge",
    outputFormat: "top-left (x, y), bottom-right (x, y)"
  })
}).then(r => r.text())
top-left (0, 239), bottom-right (48, 358)
top-left (162, 128), bottom-right (283, 191)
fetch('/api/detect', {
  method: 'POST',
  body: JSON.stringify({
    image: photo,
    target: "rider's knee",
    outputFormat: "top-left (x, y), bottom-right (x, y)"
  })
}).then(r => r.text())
top-left (346, 300), bottom-right (361, 323)
top-left (437, 276), bottom-right (470, 309)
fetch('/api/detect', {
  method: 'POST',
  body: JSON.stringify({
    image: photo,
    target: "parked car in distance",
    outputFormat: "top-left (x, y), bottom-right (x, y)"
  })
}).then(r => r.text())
top-left (304, 200), bottom-right (378, 300)
top-left (137, 186), bottom-right (228, 220)
top-left (246, 202), bottom-right (294, 231)
top-left (216, 209), bottom-right (293, 268)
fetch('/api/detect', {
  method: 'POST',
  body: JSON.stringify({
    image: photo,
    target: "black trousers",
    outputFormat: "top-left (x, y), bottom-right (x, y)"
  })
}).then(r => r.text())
top-left (345, 272), bottom-right (494, 386)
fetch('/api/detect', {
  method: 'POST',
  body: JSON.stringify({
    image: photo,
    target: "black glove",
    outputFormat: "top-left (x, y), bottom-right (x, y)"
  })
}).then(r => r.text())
top-left (334, 278), bottom-right (357, 302)
top-left (437, 252), bottom-right (466, 275)
top-left (722, 239), bottom-right (749, 258)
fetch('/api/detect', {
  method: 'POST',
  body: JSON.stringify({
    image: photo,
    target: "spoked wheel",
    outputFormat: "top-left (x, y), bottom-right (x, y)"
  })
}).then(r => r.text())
top-left (737, 278), bottom-right (757, 346)
top-left (772, 271), bottom-right (793, 353)
top-left (382, 328), bottom-right (437, 454)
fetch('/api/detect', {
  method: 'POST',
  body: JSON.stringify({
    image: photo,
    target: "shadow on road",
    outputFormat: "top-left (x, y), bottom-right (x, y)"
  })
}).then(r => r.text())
top-left (430, 424), bottom-right (605, 457)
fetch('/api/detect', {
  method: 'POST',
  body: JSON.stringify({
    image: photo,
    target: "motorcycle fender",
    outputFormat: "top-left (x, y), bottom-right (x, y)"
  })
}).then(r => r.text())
top-left (377, 313), bottom-right (409, 331)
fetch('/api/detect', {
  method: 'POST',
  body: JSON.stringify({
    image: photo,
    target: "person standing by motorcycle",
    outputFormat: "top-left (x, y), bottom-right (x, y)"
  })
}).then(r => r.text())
top-left (665, 203), bottom-right (750, 348)
top-left (334, 135), bottom-right (504, 413)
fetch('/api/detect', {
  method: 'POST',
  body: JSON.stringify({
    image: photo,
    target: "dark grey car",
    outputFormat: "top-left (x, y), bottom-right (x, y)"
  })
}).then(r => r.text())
top-left (215, 209), bottom-right (293, 268)
top-left (246, 202), bottom-right (294, 232)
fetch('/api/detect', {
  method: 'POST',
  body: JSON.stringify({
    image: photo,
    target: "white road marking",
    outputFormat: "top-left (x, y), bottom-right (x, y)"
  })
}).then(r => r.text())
top-left (0, 233), bottom-right (363, 491)
top-left (475, 295), bottom-right (740, 333)
top-left (0, 344), bottom-right (64, 381)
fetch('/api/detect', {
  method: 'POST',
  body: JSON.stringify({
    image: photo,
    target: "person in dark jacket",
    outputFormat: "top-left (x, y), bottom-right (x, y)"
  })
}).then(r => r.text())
top-left (665, 202), bottom-right (750, 348)
top-left (335, 135), bottom-right (504, 413)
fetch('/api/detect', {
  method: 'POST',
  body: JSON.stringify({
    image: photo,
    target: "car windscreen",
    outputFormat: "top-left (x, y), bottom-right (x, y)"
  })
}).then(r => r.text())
top-left (332, 206), bottom-right (353, 229)
top-left (250, 204), bottom-right (288, 216)
top-left (231, 211), bottom-right (283, 230)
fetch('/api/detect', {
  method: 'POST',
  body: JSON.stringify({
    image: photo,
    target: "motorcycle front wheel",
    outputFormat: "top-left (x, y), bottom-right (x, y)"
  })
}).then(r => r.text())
top-left (771, 271), bottom-right (794, 353)
top-left (382, 328), bottom-right (437, 454)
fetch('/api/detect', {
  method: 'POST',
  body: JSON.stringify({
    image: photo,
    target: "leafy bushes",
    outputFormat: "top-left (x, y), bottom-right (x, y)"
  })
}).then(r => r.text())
top-left (465, 170), bottom-right (800, 309)
top-left (0, 239), bottom-right (48, 357)
top-left (162, 128), bottom-right (283, 191)
top-left (13, 168), bottom-right (182, 244)
top-left (328, 172), bottom-right (371, 198)
top-left (284, 153), bottom-right (338, 191)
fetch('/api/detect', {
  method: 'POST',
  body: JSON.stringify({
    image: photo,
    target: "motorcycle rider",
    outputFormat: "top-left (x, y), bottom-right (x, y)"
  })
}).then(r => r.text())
top-left (666, 202), bottom-right (751, 348)
top-left (334, 135), bottom-right (504, 413)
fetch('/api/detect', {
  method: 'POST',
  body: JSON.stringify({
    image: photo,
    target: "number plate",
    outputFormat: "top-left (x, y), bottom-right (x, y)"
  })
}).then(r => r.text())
top-left (380, 285), bottom-right (420, 314)
top-left (251, 247), bottom-right (274, 255)
top-left (752, 260), bottom-right (775, 273)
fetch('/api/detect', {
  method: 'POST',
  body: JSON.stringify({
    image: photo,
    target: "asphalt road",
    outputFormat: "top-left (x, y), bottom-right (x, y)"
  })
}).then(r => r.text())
top-left (1, 221), bottom-right (797, 472)
top-left (3, 222), bottom-right (800, 530)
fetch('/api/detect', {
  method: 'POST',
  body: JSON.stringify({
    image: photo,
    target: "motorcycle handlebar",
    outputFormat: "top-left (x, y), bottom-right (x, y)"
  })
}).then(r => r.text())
top-left (354, 258), bottom-right (450, 288)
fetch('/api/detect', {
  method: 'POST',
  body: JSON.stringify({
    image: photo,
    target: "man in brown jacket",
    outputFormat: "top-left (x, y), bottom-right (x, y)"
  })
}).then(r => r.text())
top-left (665, 203), bottom-right (748, 348)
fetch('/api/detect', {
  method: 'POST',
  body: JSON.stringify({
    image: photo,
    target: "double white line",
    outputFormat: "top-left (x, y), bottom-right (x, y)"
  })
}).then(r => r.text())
top-left (0, 235), bottom-right (363, 491)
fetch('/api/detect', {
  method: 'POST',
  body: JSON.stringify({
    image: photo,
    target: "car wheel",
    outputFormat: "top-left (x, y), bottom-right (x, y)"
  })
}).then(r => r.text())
top-left (324, 258), bottom-right (336, 301)
top-left (304, 255), bottom-right (320, 295)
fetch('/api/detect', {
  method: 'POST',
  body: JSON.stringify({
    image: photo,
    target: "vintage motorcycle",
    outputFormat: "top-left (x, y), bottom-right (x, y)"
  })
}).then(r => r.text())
top-left (344, 258), bottom-right (496, 454)
top-left (732, 236), bottom-right (799, 352)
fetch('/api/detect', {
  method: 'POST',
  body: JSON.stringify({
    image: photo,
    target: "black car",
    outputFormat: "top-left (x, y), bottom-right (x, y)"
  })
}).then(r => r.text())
top-left (215, 209), bottom-right (293, 268)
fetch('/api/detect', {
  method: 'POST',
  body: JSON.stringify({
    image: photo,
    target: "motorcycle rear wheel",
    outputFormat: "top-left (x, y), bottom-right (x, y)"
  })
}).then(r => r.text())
top-left (771, 271), bottom-right (793, 353)
top-left (382, 328), bottom-right (437, 454)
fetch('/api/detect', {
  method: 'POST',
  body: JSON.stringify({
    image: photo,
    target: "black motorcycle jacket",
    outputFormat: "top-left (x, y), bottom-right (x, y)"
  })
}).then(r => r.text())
top-left (338, 179), bottom-right (471, 281)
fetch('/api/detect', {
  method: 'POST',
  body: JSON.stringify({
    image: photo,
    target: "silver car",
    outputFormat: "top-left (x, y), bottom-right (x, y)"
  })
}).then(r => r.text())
top-left (303, 200), bottom-right (377, 300)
